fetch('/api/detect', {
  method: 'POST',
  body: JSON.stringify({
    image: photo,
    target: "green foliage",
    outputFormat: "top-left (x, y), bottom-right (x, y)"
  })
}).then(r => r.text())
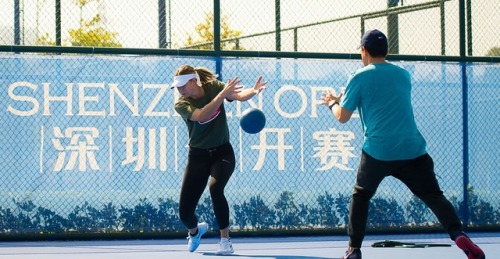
top-left (36, 33), bottom-right (56, 46)
top-left (406, 195), bottom-right (433, 226)
top-left (186, 13), bottom-right (244, 50)
top-left (66, 202), bottom-right (120, 231)
top-left (195, 196), bottom-right (217, 229)
top-left (486, 46), bottom-right (500, 56)
top-left (157, 198), bottom-right (183, 231)
top-left (32, 207), bottom-right (67, 233)
top-left (274, 191), bottom-right (301, 230)
top-left (316, 192), bottom-right (340, 227)
top-left (368, 197), bottom-right (405, 227)
top-left (0, 206), bottom-right (29, 233)
top-left (36, 0), bottom-right (122, 47)
top-left (335, 193), bottom-right (350, 226)
top-left (119, 198), bottom-right (158, 231)
top-left (459, 185), bottom-right (499, 226)
top-left (233, 195), bottom-right (275, 230)
top-left (68, 14), bottom-right (122, 47)
top-left (67, 202), bottom-right (95, 230)
top-left (74, 0), bottom-right (98, 8)
top-left (1, 188), bottom-right (499, 235)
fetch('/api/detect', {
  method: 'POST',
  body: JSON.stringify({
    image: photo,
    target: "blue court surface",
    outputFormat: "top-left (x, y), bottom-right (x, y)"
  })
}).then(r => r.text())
top-left (0, 232), bottom-right (497, 258)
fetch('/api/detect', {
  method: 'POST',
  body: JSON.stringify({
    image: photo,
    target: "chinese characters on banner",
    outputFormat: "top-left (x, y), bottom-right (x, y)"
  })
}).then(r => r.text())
top-left (45, 126), bottom-right (356, 173)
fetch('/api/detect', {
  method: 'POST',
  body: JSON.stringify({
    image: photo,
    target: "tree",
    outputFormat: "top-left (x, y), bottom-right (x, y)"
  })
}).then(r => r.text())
top-left (368, 197), bottom-right (405, 228)
top-left (35, 0), bottom-right (52, 45)
top-left (185, 13), bottom-right (244, 50)
top-left (36, 33), bottom-right (56, 46)
top-left (406, 195), bottom-right (433, 226)
top-left (195, 196), bottom-right (217, 229)
top-left (274, 191), bottom-right (301, 229)
top-left (335, 193), bottom-right (350, 226)
top-left (11, 199), bottom-right (36, 232)
top-left (33, 207), bottom-right (67, 233)
top-left (233, 195), bottom-right (275, 230)
top-left (67, 202), bottom-right (95, 231)
top-left (94, 202), bottom-right (120, 231)
top-left (459, 185), bottom-right (499, 226)
top-left (485, 46), bottom-right (500, 56)
top-left (68, 0), bottom-right (122, 47)
top-left (298, 204), bottom-right (317, 228)
top-left (316, 192), bottom-right (340, 227)
top-left (119, 198), bottom-right (157, 231)
top-left (37, 0), bottom-right (122, 47)
top-left (157, 198), bottom-right (183, 231)
top-left (233, 203), bottom-right (249, 230)
top-left (68, 15), bottom-right (122, 47)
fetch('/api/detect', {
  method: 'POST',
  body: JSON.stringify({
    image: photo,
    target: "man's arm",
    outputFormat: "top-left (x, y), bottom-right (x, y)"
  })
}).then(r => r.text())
top-left (329, 101), bottom-right (353, 124)
top-left (322, 90), bottom-right (353, 123)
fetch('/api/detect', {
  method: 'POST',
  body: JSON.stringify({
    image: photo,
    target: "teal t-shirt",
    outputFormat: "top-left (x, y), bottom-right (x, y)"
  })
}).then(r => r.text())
top-left (174, 81), bottom-right (230, 149)
top-left (341, 62), bottom-right (427, 161)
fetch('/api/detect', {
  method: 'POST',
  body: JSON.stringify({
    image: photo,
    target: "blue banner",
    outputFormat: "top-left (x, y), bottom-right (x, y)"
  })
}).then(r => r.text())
top-left (1, 54), bottom-right (499, 219)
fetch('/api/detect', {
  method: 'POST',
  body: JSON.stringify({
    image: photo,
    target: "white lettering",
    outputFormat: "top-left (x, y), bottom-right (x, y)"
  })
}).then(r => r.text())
top-left (313, 128), bottom-right (356, 171)
top-left (143, 84), bottom-right (169, 117)
top-left (122, 127), bottom-right (167, 171)
top-left (78, 83), bottom-right (105, 116)
top-left (52, 127), bottom-right (100, 172)
top-left (7, 82), bottom-right (347, 119)
top-left (310, 86), bottom-right (333, 118)
top-left (109, 83), bottom-right (139, 116)
top-left (7, 81), bottom-right (39, 116)
top-left (251, 128), bottom-right (293, 170)
top-left (274, 85), bottom-right (307, 118)
top-left (43, 83), bottom-right (74, 116)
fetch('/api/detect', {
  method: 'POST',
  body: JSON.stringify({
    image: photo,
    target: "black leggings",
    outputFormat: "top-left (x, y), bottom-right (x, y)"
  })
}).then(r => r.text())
top-left (348, 151), bottom-right (463, 247)
top-left (178, 142), bottom-right (235, 230)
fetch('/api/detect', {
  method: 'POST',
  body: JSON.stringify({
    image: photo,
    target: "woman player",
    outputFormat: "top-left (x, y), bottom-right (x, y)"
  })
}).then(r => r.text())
top-left (171, 64), bottom-right (267, 255)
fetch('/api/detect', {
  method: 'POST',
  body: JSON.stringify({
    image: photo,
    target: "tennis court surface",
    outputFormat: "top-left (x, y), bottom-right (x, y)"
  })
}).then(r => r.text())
top-left (0, 232), bottom-right (497, 258)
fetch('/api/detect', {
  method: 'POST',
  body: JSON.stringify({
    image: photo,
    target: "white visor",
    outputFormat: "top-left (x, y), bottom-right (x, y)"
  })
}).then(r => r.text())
top-left (170, 74), bottom-right (197, 88)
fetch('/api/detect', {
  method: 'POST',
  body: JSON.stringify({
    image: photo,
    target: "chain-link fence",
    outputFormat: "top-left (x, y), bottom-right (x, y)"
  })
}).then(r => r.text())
top-left (1, 0), bottom-right (499, 56)
top-left (0, 0), bottom-right (499, 239)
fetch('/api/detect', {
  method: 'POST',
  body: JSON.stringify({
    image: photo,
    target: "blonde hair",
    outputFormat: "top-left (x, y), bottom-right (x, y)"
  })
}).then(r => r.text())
top-left (174, 65), bottom-right (218, 85)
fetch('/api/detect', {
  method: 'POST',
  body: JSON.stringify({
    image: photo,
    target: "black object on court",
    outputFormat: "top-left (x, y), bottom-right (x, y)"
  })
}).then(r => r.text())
top-left (372, 240), bottom-right (451, 248)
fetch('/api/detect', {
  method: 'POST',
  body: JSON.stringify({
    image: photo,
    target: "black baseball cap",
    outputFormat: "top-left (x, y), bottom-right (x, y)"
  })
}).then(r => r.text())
top-left (358, 29), bottom-right (388, 51)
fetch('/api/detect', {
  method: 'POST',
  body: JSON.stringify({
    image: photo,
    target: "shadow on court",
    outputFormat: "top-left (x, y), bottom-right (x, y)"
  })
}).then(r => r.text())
top-left (203, 253), bottom-right (332, 259)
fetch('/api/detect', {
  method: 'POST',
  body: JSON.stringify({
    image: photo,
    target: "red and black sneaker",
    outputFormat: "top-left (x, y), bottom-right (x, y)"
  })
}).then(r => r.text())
top-left (455, 233), bottom-right (485, 259)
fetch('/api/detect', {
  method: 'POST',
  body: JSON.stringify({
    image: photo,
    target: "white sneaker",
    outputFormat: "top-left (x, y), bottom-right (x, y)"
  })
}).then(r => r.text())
top-left (187, 222), bottom-right (209, 252)
top-left (216, 238), bottom-right (234, 255)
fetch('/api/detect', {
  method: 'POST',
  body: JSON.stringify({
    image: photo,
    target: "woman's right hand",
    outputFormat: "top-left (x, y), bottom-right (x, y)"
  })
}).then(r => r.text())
top-left (222, 77), bottom-right (243, 97)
